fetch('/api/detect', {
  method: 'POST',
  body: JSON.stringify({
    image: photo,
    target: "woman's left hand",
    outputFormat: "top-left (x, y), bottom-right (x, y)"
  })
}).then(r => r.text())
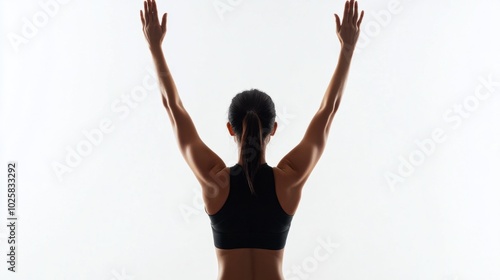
top-left (140, 0), bottom-right (167, 50)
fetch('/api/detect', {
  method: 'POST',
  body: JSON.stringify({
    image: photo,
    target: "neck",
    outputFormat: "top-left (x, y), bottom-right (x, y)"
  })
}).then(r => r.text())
top-left (237, 147), bottom-right (267, 166)
top-left (236, 133), bottom-right (271, 164)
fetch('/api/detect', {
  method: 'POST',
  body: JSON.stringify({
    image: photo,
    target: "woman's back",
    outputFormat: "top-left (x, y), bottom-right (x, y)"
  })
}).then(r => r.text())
top-left (205, 165), bottom-right (303, 280)
top-left (215, 248), bottom-right (285, 280)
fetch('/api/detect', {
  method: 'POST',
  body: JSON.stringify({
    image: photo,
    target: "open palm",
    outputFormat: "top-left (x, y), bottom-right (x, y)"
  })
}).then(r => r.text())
top-left (140, 0), bottom-right (167, 49)
top-left (334, 0), bottom-right (364, 49)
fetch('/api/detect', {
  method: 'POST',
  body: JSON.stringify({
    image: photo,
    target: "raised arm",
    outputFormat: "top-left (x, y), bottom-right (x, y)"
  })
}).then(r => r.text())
top-left (140, 0), bottom-right (226, 193)
top-left (321, 0), bottom-right (364, 115)
top-left (140, 0), bottom-right (177, 123)
top-left (276, 0), bottom-right (364, 189)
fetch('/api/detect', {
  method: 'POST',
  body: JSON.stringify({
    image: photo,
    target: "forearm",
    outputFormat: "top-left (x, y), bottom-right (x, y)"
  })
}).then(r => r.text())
top-left (319, 46), bottom-right (354, 113)
top-left (149, 45), bottom-right (184, 111)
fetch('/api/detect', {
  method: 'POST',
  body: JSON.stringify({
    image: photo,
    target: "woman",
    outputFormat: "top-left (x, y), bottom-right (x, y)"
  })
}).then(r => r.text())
top-left (140, 0), bottom-right (364, 279)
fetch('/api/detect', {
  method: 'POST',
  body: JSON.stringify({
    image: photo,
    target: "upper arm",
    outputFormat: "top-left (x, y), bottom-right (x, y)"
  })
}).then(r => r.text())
top-left (168, 104), bottom-right (226, 191)
top-left (184, 140), bottom-right (227, 190)
top-left (276, 108), bottom-right (335, 189)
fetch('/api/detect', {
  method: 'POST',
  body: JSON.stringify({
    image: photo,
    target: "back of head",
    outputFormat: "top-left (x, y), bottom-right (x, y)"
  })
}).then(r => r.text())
top-left (228, 89), bottom-right (276, 195)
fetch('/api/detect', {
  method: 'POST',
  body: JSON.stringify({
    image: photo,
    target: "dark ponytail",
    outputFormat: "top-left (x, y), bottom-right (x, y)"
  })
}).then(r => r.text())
top-left (240, 111), bottom-right (263, 195)
top-left (228, 89), bottom-right (276, 196)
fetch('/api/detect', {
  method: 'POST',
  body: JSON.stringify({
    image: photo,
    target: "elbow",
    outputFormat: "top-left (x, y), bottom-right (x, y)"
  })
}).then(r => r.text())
top-left (161, 95), bottom-right (169, 109)
top-left (332, 102), bottom-right (340, 115)
top-left (332, 95), bottom-right (343, 115)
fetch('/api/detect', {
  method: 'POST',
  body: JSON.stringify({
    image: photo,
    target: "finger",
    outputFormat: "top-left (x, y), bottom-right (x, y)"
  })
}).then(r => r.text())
top-left (147, 0), bottom-right (151, 22)
top-left (150, 0), bottom-right (155, 23)
top-left (357, 10), bottom-right (364, 28)
top-left (334, 14), bottom-right (341, 33)
top-left (152, 0), bottom-right (159, 22)
top-left (348, 0), bottom-right (353, 24)
top-left (161, 13), bottom-right (167, 33)
top-left (140, 10), bottom-right (145, 26)
top-left (353, 1), bottom-right (358, 25)
top-left (144, 1), bottom-right (149, 25)
top-left (342, 0), bottom-right (349, 25)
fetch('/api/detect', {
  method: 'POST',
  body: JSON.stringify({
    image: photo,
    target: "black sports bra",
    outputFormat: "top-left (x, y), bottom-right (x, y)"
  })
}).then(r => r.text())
top-left (207, 163), bottom-right (294, 250)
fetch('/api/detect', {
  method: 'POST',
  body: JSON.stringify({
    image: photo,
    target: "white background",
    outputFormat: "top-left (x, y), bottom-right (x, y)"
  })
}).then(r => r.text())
top-left (1, 0), bottom-right (500, 279)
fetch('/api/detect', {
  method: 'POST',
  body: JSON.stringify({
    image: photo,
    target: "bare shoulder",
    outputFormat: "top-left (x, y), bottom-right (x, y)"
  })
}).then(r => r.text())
top-left (203, 167), bottom-right (231, 215)
top-left (272, 166), bottom-right (304, 216)
top-left (272, 166), bottom-right (305, 193)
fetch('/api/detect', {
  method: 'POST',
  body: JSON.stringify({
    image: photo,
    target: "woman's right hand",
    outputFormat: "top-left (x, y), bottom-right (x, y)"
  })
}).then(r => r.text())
top-left (334, 0), bottom-right (364, 51)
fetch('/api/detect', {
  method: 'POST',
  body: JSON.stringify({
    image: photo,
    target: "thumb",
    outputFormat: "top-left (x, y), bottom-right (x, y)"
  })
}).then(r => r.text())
top-left (334, 14), bottom-right (341, 33)
top-left (161, 13), bottom-right (167, 33)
